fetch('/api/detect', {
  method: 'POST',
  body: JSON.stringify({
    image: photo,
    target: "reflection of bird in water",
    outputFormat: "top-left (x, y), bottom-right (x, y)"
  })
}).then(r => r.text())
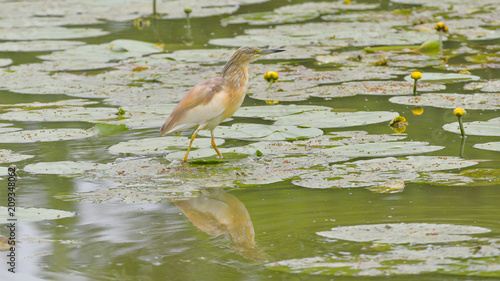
top-left (161, 46), bottom-right (284, 162)
top-left (173, 188), bottom-right (265, 260)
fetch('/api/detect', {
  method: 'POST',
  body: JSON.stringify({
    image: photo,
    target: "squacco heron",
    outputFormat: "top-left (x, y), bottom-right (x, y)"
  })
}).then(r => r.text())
top-left (161, 46), bottom-right (284, 162)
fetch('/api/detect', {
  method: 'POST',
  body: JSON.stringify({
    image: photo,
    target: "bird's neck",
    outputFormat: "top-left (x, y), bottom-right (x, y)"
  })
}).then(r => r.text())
top-left (220, 61), bottom-right (250, 91)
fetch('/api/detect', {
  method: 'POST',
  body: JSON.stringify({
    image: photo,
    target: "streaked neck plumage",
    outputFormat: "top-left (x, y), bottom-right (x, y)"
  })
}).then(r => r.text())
top-left (220, 53), bottom-right (251, 93)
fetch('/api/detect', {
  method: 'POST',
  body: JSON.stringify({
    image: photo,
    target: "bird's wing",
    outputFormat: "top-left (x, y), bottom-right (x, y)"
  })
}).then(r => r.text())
top-left (161, 77), bottom-right (228, 135)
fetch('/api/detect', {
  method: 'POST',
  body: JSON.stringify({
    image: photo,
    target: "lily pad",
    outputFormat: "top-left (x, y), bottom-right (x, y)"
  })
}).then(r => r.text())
top-left (234, 104), bottom-right (331, 120)
top-left (212, 20), bottom-right (433, 48)
top-left (0, 40), bottom-right (86, 52)
top-left (350, 156), bottom-right (478, 172)
top-left (0, 149), bottom-right (34, 163)
top-left (389, 93), bottom-right (500, 110)
top-left (38, 39), bottom-right (164, 64)
top-left (0, 123), bottom-right (21, 134)
top-left (317, 223), bottom-right (490, 244)
top-left (273, 111), bottom-right (400, 128)
top-left (0, 207), bottom-right (75, 223)
top-left (0, 129), bottom-right (98, 143)
top-left (93, 123), bottom-right (129, 136)
top-left (320, 141), bottom-right (444, 158)
top-left (57, 185), bottom-right (199, 204)
top-left (403, 72), bottom-right (480, 83)
top-left (222, 10), bottom-right (319, 26)
top-left (294, 131), bottom-right (406, 147)
top-left (418, 168), bottom-right (500, 187)
top-left (108, 136), bottom-right (224, 155)
top-left (311, 81), bottom-right (445, 98)
top-left (267, 239), bottom-right (500, 277)
top-left (0, 59), bottom-right (12, 67)
top-left (292, 156), bottom-right (478, 189)
top-left (23, 161), bottom-right (111, 175)
top-left (473, 141), bottom-right (500, 152)
top-left (163, 48), bottom-right (237, 64)
top-left (443, 117), bottom-right (500, 136)
top-left (0, 26), bottom-right (108, 41)
top-left (0, 107), bottom-right (119, 122)
top-left (464, 80), bottom-right (500, 92)
top-left (197, 123), bottom-right (324, 141)
top-left (0, 99), bottom-right (98, 109)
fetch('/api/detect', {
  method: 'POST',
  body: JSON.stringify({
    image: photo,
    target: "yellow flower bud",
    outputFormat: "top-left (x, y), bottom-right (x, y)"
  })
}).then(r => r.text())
top-left (412, 106), bottom-right (424, 116)
top-left (435, 22), bottom-right (448, 32)
top-left (263, 71), bottom-right (279, 83)
top-left (453, 108), bottom-right (466, 117)
top-left (390, 116), bottom-right (407, 125)
top-left (411, 71), bottom-right (422, 80)
top-left (389, 116), bottom-right (408, 133)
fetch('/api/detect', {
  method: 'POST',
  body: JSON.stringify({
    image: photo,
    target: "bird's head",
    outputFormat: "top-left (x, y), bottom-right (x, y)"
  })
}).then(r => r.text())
top-left (234, 46), bottom-right (285, 63)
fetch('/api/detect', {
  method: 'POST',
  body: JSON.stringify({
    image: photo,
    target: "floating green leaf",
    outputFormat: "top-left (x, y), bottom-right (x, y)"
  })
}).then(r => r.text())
top-left (0, 207), bottom-right (75, 223)
top-left (416, 40), bottom-right (441, 51)
top-left (311, 81), bottom-right (445, 98)
top-left (473, 141), bottom-right (500, 152)
top-left (0, 107), bottom-right (119, 122)
top-left (403, 72), bottom-right (480, 83)
top-left (320, 141), bottom-right (444, 158)
top-left (464, 80), bottom-right (500, 92)
top-left (293, 156), bottom-right (478, 189)
top-left (93, 123), bottom-right (129, 136)
top-left (222, 10), bottom-right (319, 25)
top-left (235, 104), bottom-right (331, 120)
top-left (0, 123), bottom-right (21, 134)
top-left (0, 40), bottom-right (86, 52)
top-left (0, 99), bottom-right (98, 109)
top-left (390, 93), bottom-right (500, 110)
top-left (23, 161), bottom-right (111, 175)
top-left (0, 149), bottom-right (34, 163)
top-left (0, 26), bottom-right (108, 40)
top-left (197, 123), bottom-right (324, 141)
top-left (0, 59), bottom-right (12, 67)
top-left (443, 117), bottom-right (500, 136)
top-left (273, 111), bottom-right (399, 128)
top-left (38, 39), bottom-right (164, 64)
top-left (418, 168), bottom-right (500, 187)
top-left (317, 223), bottom-right (490, 244)
top-left (0, 129), bottom-right (98, 143)
top-left (109, 136), bottom-right (224, 155)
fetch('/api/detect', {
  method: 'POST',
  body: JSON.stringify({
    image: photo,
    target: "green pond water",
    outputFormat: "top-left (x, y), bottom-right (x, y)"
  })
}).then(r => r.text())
top-left (0, 0), bottom-right (499, 280)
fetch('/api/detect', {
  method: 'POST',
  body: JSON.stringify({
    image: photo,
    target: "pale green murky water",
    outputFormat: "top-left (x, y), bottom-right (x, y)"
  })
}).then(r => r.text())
top-left (0, 0), bottom-right (499, 280)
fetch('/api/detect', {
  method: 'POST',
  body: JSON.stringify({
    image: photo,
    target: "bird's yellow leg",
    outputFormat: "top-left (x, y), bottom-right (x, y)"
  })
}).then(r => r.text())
top-left (211, 131), bottom-right (222, 161)
top-left (183, 127), bottom-right (202, 162)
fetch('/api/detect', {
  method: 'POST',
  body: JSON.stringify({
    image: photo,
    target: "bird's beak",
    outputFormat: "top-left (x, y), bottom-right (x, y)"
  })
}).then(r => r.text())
top-left (258, 49), bottom-right (285, 55)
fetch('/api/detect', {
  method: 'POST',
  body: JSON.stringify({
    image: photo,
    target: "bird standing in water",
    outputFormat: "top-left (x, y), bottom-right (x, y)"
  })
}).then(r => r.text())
top-left (161, 46), bottom-right (284, 162)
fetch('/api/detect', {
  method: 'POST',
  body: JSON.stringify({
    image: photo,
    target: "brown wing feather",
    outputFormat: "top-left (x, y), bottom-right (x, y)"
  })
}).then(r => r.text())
top-left (161, 77), bottom-right (225, 135)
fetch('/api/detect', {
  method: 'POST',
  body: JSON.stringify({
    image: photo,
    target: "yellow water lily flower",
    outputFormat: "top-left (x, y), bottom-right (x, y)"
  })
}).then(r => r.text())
top-left (411, 71), bottom-right (422, 80)
top-left (263, 71), bottom-right (279, 82)
top-left (265, 100), bottom-right (279, 105)
top-left (435, 22), bottom-right (448, 33)
top-left (264, 71), bottom-right (279, 89)
top-left (134, 18), bottom-right (150, 30)
top-left (453, 108), bottom-right (466, 137)
top-left (411, 72), bottom-right (422, 94)
top-left (412, 106), bottom-right (424, 116)
top-left (453, 108), bottom-right (466, 117)
top-left (389, 116), bottom-right (408, 133)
